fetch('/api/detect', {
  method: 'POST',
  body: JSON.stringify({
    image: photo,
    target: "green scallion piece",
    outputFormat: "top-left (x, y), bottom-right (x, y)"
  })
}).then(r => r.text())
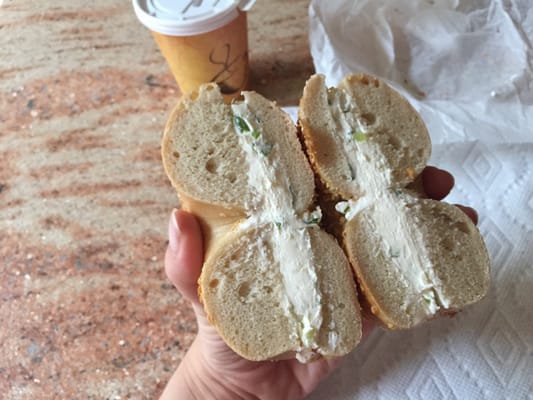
top-left (352, 130), bottom-right (367, 142)
top-left (304, 217), bottom-right (320, 225)
top-left (389, 248), bottom-right (400, 258)
top-left (251, 130), bottom-right (261, 139)
top-left (233, 115), bottom-right (250, 133)
top-left (259, 143), bottom-right (273, 156)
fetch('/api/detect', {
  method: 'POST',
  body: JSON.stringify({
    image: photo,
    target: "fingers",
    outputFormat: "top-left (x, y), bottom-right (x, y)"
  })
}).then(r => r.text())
top-left (165, 209), bottom-right (204, 306)
top-left (422, 166), bottom-right (455, 200)
top-left (455, 204), bottom-right (479, 225)
top-left (421, 167), bottom-right (479, 224)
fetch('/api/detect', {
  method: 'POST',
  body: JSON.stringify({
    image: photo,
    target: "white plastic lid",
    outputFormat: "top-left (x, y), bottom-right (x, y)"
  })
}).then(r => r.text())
top-left (133, 0), bottom-right (256, 36)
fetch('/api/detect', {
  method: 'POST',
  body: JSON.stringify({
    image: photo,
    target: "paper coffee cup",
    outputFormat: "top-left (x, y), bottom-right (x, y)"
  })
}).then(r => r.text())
top-left (133, 0), bottom-right (255, 101)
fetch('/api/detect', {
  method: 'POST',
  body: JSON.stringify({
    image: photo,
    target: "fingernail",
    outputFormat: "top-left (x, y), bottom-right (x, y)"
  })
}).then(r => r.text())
top-left (168, 208), bottom-right (180, 252)
top-left (471, 208), bottom-right (479, 225)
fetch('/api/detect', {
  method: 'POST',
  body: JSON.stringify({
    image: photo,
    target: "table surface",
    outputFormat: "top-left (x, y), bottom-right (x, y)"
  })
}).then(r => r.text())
top-left (0, 1), bottom-right (314, 398)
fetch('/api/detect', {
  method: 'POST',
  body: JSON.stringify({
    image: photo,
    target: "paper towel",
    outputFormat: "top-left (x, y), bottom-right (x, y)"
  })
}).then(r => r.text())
top-left (305, 1), bottom-right (533, 399)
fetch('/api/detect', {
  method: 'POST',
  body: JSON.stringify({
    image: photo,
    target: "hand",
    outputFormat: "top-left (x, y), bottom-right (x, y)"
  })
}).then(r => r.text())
top-left (160, 166), bottom-right (476, 400)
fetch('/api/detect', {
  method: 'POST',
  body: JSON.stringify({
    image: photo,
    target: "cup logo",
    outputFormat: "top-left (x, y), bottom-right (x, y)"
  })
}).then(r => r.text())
top-left (209, 43), bottom-right (248, 95)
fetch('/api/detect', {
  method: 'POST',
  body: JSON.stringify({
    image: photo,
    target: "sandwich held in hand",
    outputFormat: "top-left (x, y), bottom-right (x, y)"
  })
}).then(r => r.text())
top-left (298, 74), bottom-right (490, 329)
top-left (161, 84), bottom-right (363, 362)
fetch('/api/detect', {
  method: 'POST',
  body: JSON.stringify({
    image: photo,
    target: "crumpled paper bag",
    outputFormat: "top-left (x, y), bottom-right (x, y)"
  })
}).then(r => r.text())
top-left (310, 0), bottom-right (533, 144)
top-left (305, 1), bottom-right (533, 399)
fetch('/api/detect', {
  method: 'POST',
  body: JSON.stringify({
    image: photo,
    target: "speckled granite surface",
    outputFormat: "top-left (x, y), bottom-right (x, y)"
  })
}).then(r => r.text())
top-left (0, 1), bottom-right (313, 398)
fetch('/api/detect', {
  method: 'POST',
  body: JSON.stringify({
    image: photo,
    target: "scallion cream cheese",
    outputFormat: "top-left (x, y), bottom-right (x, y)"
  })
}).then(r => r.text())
top-left (327, 88), bottom-right (449, 321)
top-left (231, 101), bottom-right (325, 361)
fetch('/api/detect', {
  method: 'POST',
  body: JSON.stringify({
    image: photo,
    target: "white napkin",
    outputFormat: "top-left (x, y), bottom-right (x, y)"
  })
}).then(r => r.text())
top-left (305, 1), bottom-right (533, 399)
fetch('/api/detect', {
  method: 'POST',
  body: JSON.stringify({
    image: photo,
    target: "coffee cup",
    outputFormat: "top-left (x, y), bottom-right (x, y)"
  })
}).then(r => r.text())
top-left (133, 0), bottom-right (255, 101)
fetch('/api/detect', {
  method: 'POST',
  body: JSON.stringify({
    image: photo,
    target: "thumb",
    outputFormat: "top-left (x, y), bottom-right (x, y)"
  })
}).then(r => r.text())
top-left (165, 209), bottom-right (204, 306)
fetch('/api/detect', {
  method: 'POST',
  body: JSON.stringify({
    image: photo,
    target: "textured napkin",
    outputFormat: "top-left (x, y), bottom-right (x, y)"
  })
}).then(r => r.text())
top-left (303, 1), bottom-right (533, 399)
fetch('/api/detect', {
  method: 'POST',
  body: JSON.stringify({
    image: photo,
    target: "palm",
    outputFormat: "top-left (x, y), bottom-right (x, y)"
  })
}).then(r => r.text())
top-left (195, 310), bottom-right (342, 400)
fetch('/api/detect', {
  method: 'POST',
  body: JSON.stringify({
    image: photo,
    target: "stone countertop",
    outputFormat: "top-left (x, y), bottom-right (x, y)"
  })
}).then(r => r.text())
top-left (0, 1), bottom-right (313, 398)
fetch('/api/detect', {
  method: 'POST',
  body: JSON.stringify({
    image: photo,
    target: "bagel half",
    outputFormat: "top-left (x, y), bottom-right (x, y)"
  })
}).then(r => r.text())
top-left (298, 74), bottom-right (490, 329)
top-left (162, 83), bottom-right (362, 361)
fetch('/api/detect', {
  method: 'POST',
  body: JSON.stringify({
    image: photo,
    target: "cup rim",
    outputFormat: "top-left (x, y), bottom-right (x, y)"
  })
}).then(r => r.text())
top-left (132, 0), bottom-right (241, 36)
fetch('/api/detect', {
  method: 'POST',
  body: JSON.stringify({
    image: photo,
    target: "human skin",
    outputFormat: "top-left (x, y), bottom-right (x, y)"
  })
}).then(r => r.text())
top-left (160, 166), bottom-right (478, 400)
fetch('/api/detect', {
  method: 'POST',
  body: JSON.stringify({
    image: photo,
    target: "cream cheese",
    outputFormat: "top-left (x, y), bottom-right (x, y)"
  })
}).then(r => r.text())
top-left (327, 88), bottom-right (449, 321)
top-left (231, 102), bottom-right (324, 359)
